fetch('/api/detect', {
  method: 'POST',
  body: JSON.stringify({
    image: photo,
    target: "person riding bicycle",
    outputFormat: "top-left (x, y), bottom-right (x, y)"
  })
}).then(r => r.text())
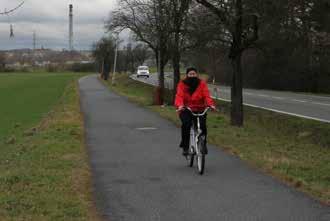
top-left (175, 67), bottom-right (216, 156)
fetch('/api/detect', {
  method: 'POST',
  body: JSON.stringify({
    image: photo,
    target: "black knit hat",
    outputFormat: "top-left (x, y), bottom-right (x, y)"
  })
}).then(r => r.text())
top-left (186, 67), bottom-right (198, 75)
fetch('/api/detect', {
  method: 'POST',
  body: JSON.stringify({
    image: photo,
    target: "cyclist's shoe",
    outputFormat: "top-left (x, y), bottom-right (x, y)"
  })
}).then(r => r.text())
top-left (182, 149), bottom-right (189, 156)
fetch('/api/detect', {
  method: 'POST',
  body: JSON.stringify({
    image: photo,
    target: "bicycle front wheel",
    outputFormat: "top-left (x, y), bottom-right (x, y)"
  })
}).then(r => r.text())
top-left (197, 154), bottom-right (205, 175)
top-left (197, 137), bottom-right (206, 175)
top-left (189, 153), bottom-right (194, 167)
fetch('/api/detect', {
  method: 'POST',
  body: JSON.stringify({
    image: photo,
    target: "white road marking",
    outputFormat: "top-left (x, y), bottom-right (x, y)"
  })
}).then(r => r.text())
top-left (258, 94), bottom-right (270, 98)
top-left (136, 127), bottom-right (158, 130)
top-left (311, 102), bottom-right (330, 107)
top-left (211, 96), bottom-right (330, 123)
top-left (292, 99), bottom-right (308, 103)
top-left (132, 75), bottom-right (330, 123)
top-left (271, 96), bottom-right (285, 100)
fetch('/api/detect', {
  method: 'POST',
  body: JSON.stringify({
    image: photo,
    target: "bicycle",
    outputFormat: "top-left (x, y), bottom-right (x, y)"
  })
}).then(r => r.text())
top-left (185, 107), bottom-right (210, 175)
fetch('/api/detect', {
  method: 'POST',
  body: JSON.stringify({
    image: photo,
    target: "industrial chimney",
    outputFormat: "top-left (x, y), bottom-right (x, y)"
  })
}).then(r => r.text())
top-left (69, 4), bottom-right (73, 51)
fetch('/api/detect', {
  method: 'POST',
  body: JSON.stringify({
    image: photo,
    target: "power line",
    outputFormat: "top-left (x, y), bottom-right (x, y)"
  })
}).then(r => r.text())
top-left (0, 1), bottom-right (25, 15)
top-left (1, 1), bottom-right (25, 38)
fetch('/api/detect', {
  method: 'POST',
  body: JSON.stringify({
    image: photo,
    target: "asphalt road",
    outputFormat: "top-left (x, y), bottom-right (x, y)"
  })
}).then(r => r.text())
top-left (132, 73), bottom-right (330, 123)
top-left (79, 75), bottom-right (329, 221)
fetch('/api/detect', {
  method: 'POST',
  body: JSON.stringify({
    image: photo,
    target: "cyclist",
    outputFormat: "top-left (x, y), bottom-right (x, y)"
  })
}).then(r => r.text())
top-left (175, 67), bottom-right (216, 156)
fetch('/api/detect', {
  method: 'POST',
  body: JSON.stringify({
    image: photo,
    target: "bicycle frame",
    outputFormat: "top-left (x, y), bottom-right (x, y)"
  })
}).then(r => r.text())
top-left (187, 107), bottom-right (209, 156)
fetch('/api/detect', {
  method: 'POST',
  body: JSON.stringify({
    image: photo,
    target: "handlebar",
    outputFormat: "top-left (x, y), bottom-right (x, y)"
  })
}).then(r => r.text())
top-left (185, 107), bottom-right (210, 117)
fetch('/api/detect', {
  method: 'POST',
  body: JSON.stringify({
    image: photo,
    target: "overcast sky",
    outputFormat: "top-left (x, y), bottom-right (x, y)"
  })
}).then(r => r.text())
top-left (0, 0), bottom-right (121, 50)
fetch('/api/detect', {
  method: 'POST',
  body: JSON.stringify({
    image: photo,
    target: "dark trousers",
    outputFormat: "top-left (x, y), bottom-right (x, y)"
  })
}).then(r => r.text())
top-left (179, 109), bottom-right (207, 151)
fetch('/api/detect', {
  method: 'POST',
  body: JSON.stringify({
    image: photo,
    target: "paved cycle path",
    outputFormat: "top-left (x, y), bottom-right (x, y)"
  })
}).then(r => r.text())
top-left (79, 75), bottom-right (329, 221)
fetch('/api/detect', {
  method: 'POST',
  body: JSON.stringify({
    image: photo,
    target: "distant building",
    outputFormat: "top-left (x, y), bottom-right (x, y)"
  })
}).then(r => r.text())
top-left (0, 48), bottom-right (93, 68)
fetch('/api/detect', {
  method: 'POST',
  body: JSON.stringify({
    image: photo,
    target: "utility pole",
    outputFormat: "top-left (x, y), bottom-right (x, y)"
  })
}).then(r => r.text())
top-left (33, 31), bottom-right (36, 50)
top-left (112, 36), bottom-right (119, 86)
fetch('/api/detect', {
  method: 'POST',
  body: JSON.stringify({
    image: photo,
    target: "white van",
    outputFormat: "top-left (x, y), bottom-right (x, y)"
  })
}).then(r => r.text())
top-left (136, 66), bottom-right (150, 78)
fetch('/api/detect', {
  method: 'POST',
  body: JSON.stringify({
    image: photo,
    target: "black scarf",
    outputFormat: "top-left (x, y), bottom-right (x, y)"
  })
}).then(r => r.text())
top-left (183, 77), bottom-right (201, 95)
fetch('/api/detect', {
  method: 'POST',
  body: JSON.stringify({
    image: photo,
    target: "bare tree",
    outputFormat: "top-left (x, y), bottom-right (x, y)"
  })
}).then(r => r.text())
top-left (107, 0), bottom-right (173, 104)
top-left (133, 44), bottom-right (150, 66)
top-left (195, 0), bottom-right (259, 126)
top-left (92, 36), bottom-right (116, 80)
top-left (123, 43), bottom-right (150, 73)
top-left (168, 0), bottom-right (191, 101)
top-left (185, 5), bottom-right (231, 80)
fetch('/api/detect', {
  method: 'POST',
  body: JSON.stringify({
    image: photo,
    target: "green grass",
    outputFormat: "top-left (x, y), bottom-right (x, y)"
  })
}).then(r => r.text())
top-left (148, 66), bottom-right (176, 74)
top-left (103, 73), bottom-right (330, 205)
top-left (0, 72), bottom-right (83, 141)
top-left (0, 72), bottom-right (100, 220)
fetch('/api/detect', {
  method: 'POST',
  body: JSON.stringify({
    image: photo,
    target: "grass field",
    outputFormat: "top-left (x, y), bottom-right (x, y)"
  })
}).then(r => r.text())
top-left (103, 73), bottom-right (330, 205)
top-left (0, 72), bottom-right (100, 220)
top-left (0, 73), bottom-right (81, 140)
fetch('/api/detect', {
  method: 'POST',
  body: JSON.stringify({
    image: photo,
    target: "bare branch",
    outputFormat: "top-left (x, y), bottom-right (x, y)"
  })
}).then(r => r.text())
top-left (242, 14), bottom-right (259, 49)
top-left (195, 0), bottom-right (231, 29)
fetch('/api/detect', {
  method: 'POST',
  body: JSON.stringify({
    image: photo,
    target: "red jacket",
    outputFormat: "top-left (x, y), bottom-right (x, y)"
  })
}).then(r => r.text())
top-left (175, 79), bottom-right (215, 111)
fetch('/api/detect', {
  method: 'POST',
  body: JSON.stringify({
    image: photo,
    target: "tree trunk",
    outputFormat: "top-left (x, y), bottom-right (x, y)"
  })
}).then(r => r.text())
top-left (172, 58), bottom-right (181, 104)
top-left (159, 55), bottom-right (165, 105)
top-left (100, 59), bottom-right (104, 77)
top-left (103, 61), bottom-right (110, 80)
top-left (172, 32), bottom-right (181, 104)
top-left (230, 0), bottom-right (243, 126)
top-left (154, 49), bottom-right (165, 105)
top-left (230, 53), bottom-right (243, 126)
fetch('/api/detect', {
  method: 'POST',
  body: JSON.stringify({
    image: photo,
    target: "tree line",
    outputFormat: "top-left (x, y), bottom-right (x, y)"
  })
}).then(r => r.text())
top-left (92, 36), bottom-right (150, 80)
top-left (190, 0), bottom-right (330, 95)
top-left (93, 0), bottom-right (330, 126)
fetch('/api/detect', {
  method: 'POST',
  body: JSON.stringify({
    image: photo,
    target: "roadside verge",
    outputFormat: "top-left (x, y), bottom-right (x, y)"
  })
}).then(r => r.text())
top-left (0, 79), bottom-right (102, 221)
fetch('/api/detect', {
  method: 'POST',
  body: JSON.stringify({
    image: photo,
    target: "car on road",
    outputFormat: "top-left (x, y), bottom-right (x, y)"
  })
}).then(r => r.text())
top-left (136, 66), bottom-right (150, 78)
